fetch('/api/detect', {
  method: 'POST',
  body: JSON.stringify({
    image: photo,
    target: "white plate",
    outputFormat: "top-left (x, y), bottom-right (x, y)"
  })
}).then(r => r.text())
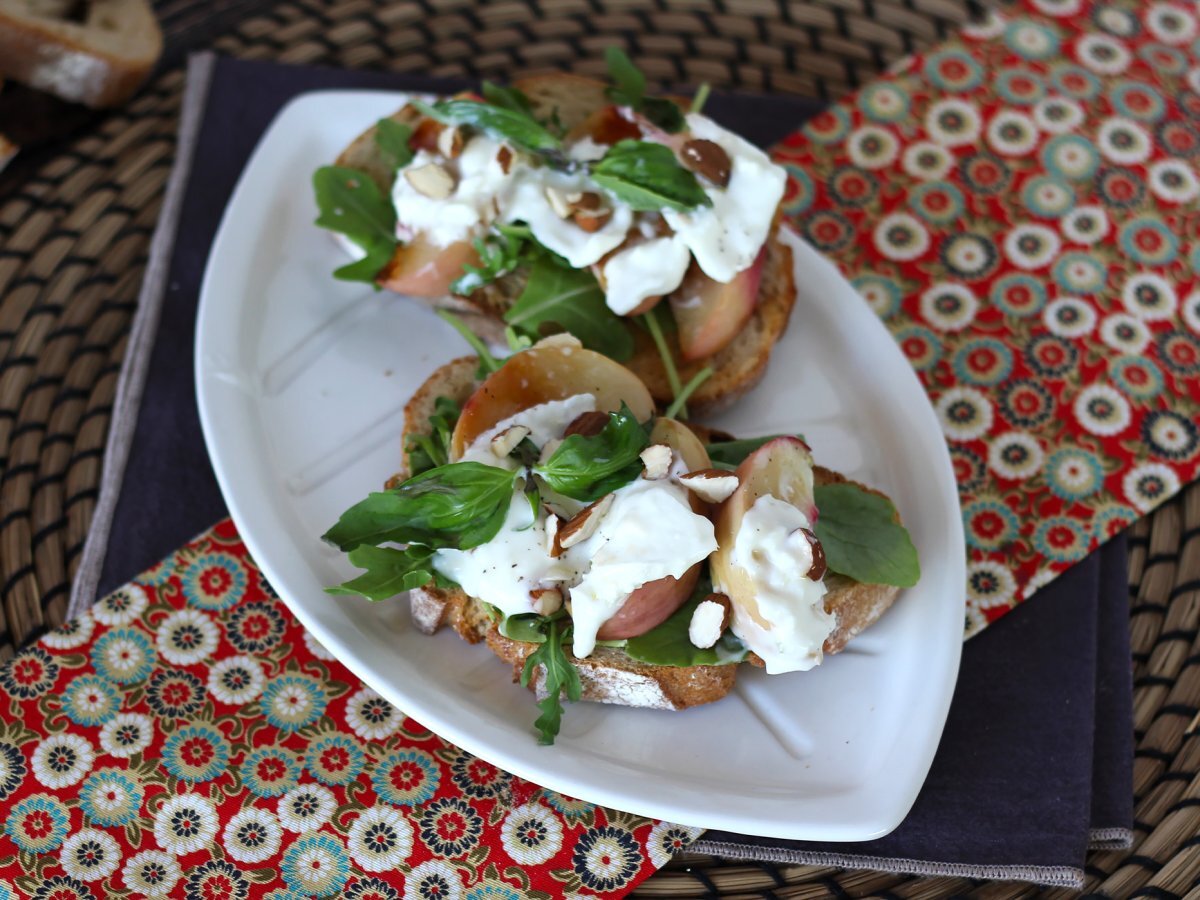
top-left (196, 90), bottom-right (965, 841)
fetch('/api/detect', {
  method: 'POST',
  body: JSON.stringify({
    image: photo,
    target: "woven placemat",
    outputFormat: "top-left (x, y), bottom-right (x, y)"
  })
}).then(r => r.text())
top-left (1, 0), bottom-right (1198, 896)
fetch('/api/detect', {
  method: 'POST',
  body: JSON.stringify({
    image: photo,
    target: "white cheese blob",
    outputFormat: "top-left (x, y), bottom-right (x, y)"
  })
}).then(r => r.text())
top-left (601, 236), bottom-right (692, 315)
top-left (433, 494), bottom-right (574, 619)
top-left (391, 137), bottom-right (511, 248)
top-left (718, 495), bottom-right (832, 674)
top-left (564, 475), bottom-right (717, 658)
top-left (457, 394), bottom-right (597, 469)
top-left (662, 113), bottom-right (787, 283)
top-left (504, 168), bottom-right (632, 269)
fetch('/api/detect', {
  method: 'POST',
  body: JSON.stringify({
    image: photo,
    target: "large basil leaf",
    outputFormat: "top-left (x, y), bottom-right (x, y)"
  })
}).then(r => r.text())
top-left (326, 545), bottom-right (437, 601)
top-left (312, 165), bottom-right (398, 284)
top-left (374, 118), bottom-right (414, 173)
top-left (624, 585), bottom-right (748, 667)
top-left (414, 98), bottom-right (562, 155)
top-left (535, 403), bottom-right (649, 501)
top-left (591, 140), bottom-right (711, 211)
top-left (813, 483), bottom-right (920, 587)
top-left (503, 255), bottom-right (633, 360)
top-left (323, 462), bottom-right (516, 552)
top-left (604, 47), bottom-right (685, 133)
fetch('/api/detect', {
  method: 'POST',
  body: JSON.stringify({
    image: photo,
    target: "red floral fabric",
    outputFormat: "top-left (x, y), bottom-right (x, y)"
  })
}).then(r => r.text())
top-left (0, 521), bottom-right (698, 898)
top-left (772, 0), bottom-right (1200, 635)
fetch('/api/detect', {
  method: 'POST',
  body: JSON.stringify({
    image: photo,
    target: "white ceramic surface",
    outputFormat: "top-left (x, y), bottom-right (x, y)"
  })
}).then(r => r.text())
top-left (195, 90), bottom-right (965, 840)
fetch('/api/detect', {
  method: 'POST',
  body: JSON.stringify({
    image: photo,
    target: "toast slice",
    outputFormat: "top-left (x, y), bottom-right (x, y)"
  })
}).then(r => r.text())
top-left (393, 355), bottom-right (903, 710)
top-left (332, 73), bottom-right (796, 416)
top-left (0, 0), bottom-right (162, 108)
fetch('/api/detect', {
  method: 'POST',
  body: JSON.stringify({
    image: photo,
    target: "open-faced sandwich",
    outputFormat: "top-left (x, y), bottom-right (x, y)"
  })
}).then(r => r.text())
top-left (312, 50), bottom-right (795, 415)
top-left (323, 336), bottom-right (920, 744)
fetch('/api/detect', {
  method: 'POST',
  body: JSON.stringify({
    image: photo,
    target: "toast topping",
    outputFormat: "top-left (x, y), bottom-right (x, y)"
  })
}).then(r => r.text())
top-left (688, 593), bottom-right (733, 649)
top-left (404, 162), bottom-right (457, 200)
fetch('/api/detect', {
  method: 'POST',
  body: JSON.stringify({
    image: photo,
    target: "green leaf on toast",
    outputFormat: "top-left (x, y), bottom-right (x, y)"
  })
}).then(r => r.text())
top-left (813, 483), bottom-right (920, 588)
top-left (326, 545), bottom-right (437, 600)
top-left (503, 255), bottom-right (633, 360)
top-left (323, 462), bottom-right (516, 552)
top-left (312, 165), bottom-right (398, 284)
top-left (413, 98), bottom-right (562, 155)
top-left (520, 619), bottom-right (581, 745)
top-left (591, 140), bottom-right (710, 211)
top-left (604, 47), bottom-right (685, 133)
top-left (705, 435), bottom-right (795, 469)
top-left (535, 403), bottom-right (650, 501)
top-left (374, 118), bottom-right (415, 173)
top-left (405, 395), bottom-right (462, 477)
top-left (499, 614), bottom-right (548, 644)
top-left (481, 81), bottom-right (536, 117)
top-left (452, 224), bottom-right (533, 296)
top-left (624, 581), bottom-right (748, 666)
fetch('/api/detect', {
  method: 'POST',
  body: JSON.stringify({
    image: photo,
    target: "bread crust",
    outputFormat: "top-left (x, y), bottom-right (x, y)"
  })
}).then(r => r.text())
top-left (394, 355), bottom-right (905, 709)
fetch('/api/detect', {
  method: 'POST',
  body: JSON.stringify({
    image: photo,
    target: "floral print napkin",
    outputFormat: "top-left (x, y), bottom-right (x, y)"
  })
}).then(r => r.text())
top-left (0, 521), bottom-right (696, 898)
top-left (772, 0), bottom-right (1200, 636)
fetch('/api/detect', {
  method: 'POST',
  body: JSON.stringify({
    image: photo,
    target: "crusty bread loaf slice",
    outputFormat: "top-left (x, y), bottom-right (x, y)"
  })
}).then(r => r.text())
top-left (331, 73), bottom-right (796, 415)
top-left (0, 0), bottom-right (162, 108)
top-left (392, 355), bottom-right (903, 710)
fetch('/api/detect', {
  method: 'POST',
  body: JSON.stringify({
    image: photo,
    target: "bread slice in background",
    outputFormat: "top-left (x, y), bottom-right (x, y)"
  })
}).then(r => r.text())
top-left (390, 355), bottom-right (903, 710)
top-left (0, 0), bottom-right (162, 108)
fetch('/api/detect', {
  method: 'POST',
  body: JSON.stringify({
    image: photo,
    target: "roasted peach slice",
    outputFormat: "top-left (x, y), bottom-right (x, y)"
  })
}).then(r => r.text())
top-left (379, 233), bottom-right (481, 298)
top-left (668, 247), bottom-right (765, 361)
top-left (450, 340), bottom-right (655, 460)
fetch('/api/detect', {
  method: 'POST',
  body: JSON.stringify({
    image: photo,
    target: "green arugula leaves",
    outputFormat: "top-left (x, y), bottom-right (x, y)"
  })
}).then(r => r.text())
top-left (324, 462), bottom-right (516, 553)
top-left (624, 585), bottom-right (748, 667)
top-left (326, 545), bottom-right (441, 601)
top-left (535, 403), bottom-right (649, 501)
top-left (814, 483), bottom-right (921, 588)
top-left (311, 165), bottom-right (398, 284)
top-left (405, 396), bottom-right (461, 477)
top-left (374, 118), bottom-right (415, 175)
top-left (604, 46), bottom-right (686, 134)
top-left (452, 224), bottom-right (533, 296)
top-left (504, 255), bottom-right (634, 361)
top-left (591, 140), bottom-right (712, 211)
top-left (413, 98), bottom-right (562, 156)
top-left (520, 618), bottom-right (582, 745)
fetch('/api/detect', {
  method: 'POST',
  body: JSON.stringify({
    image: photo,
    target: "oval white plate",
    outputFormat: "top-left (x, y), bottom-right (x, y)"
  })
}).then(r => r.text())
top-left (196, 90), bottom-right (965, 841)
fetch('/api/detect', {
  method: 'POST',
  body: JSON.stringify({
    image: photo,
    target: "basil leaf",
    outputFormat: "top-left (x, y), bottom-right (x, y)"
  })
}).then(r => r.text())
top-left (323, 462), bottom-right (516, 552)
top-left (520, 619), bottom-right (581, 745)
top-left (705, 435), bottom-right (795, 469)
top-left (535, 403), bottom-right (649, 501)
top-left (414, 98), bottom-right (562, 155)
top-left (326, 545), bottom-right (437, 600)
top-left (499, 613), bottom-right (548, 644)
top-left (624, 588), bottom-right (748, 667)
top-left (640, 96), bottom-right (686, 134)
top-left (452, 225), bottom-right (533, 296)
top-left (591, 141), bottom-right (711, 211)
top-left (405, 395), bottom-right (462, 477)
top-left (312, 165), bottom-right (398, 283)
top-left (374, 118), bottom-right (415, 173)
top-left (813, 483), bottom-right (920, 588)
top-left (504, 255), bottom-right (633, 360)
top-left (604, 47), bottom-right (685, 133)
top-left (481, 81), bottom-right (535, 117)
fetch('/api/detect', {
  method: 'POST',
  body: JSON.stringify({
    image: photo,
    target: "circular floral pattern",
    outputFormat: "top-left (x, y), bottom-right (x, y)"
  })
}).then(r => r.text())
top-left (1074, 383), bottom-right (1133, 436)
top-left (1045, 448), bottom-right (1107, 500)
top-left (405, 861), bottom-right (464, 900)
top-left (853, 275), bottom-right (902, 319)
top-left (1098, 116), bottom-right (1153, 163)
top-left (419, 797), bottom-right (483, 857)
top-left (802, 210), bottom-right (855, 253)
top-left (261, 673), bottom-right (326, 732)
top-left (32, 733), bottom-right (94, 790)
top-left (1041, 135), bottom-right (1099, 183)
top-left (1026, 334), bottom-right (1079, 377)
top-left (155, 793), bottom-right (219, 856)
top-left (935, 386), bottom-right (994, 442)
top-left (941, 232), bottom-right (998, 279)
top-left (226, 600), bottom-right (286, 654)
top-left (156, 608), bottom-right (219, 666)
top-left (185, 859), bottom-right (250, 900)
top-left (1123, 462), bottom-right (1181, 512)
top-left (345, 687), bottom-right (401, 741)
top-left (223, 808), bottom-right (284, 864)
top-left (0, 647), bottom-right (59, 700)
top-left (207, 654), bottom-right (266, 706)
top-left (348, 806), bottom-right (414, 872)
top-left (847, 125), bottom-right (899, 169)
top-left (1004, 223), bottom-right (1061, 270)
top-left (999, 379), bottom-right (1056, 428)
top-left (952, 338), bottom-right (1014, 386)
top-left (996, 69), bottom-right (1047, 105)
top-left (962, 497), bottom-right (1020, 551)
top-left (858, 82), bottom-right (911, 122)
top-left (0, 742), bottom-right (26, 802)
top-left (960, 152), bottom-right (1012, 194)
top-left (1183, 291), bottom-right (1200, 334)
top-left (781, 164), bottom-right (813, 216)
top-left (1142, 410), bottom-right (1199, 460)
top-left (90, 627), bottom-right (155, 685)
top-left (1099, 313), bottom-right (1152, 354)
top-left (1034, 517), bottom-right (1092, 562)
top-left (920, 282), bottom-right (978, 331)
top-left (450, 752), bottom-right (511, 801)
top-left (1076, 33), bottom-right (1132, 73)
top-left (1156, 330), bottom-right (1200, 375)
top-left (1051, 252), bottom-right (1107, 294)
top-left (1092, 503), bottom-right (1139, 540)
top-left (5, 794), bottom-right (71, 853)
top-left (1119, 216), bottom-right (1178, 265)
top-left (499, 803), bottom-right (564, 866)
top-left (986, 109), bottom-right (1040, 156)
top-left (1122, 272), bottom-right (1178, 320)
top-left (145, 668), bottom-right (206, 719)
top-left (925, 48), bottom-right (984, 91)
top-left (163, 724), bottom-right (231, 783)
top-left (240, 747), bottom-right (302, 799)
top-left (967, 560), bottom-right (1018, 610)
top-left (92, 584), bottom-right (149, 627)
top-left (1146, 2), bottom-right (1197, 44)
top-left (1033, 96), bottom-right (1085, 134)
top-left (79, 769), bottom-right (143, 826)
top-left (902, 141), bottom-right (955, 180)
top-left (1005, 19), bottom-right (1062, 60)
top-left (182, 552), bottom-right (247, 611)
top-left (1021, 175), bottom-right (1075, 217)
top-left (61, 674), bottom-right (119, 728)
top-left (1097, 166), bottom-right (1146, 206)
top-left (60, 828), bottom-right (121, 882)
top-left (1148, 159), bottom-right (1200, 202)
top-left (278, 783), bottom-right (336, 832)
top-left (1096, 6), bottom-right (1140, 37)
top-left (892, 325), bottom-right (943, 371)
top-left (646, 821), bottom-right (703, 869)
top-left (925, 98), bottom-right (982, 147)
top-left (910, 181), bottom-right (965, 225)
top-left (40, 610), bottom-right (95, 650)
top-left (372, 749), bottom-right (441, 807)
top-left (991, 273), bottom-right (1047, 317)
top-left (572, 825), bottom-right (643, 893)
top-left (873, 212), bottom-right (930, 261)
top-left (801, 107), bottom-right (851, 144)
top-left (1044, 297), bottom-right (1097, 338)
top-left (306, 732), bottom-right (365, 786)
top-left (281, 833), bottom-right (351, 898)
top-left (951, 446), bottom-right (989, 492)
top-left (1050, 60), bottom-right (1102, 97)
top-left (99, 712), bottom-right (153, 759)
top-left (828, 166), bottom-right (878, 207)
top-left (1110, 355), bottom-right (1166, 400)
top-left (1060, 205), bottom-right (1109, 244)
top-left (988, 431), bottom-right (1046, 480)
top-left (122, 850), bottom-right (181, 897)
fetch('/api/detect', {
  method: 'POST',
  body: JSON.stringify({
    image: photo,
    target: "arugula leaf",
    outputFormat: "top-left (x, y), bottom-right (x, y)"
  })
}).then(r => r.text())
top-left (452, 225), bottom-right (533, 296)
top-left (436, 309), bottom-right (503, 377)
top-left (591, 141), bottom-right (711, 211)
top-left (374, 118), bottom-right (415, 174)
top-left (312, 165), bottom-right (398, 284)
top-left (504, 255), bottom-right (634, 360)
top-left (813, 483), bottom-right (920, 588)
top-left (326, 545), bottom-right (437, 600)
top-left (705, 435), bottom-right (793, 469)
top-left (413, 98), bottom-right (562, 155)
top-left (405, 395), bottom-right (461, 477)
top-left (481, 81), bottom-right (535, 117)
top-left (535, 403), bottom-right (649, 501)
top-left (323, 462), bottom-right (516, 552)
top-left (520, 619), bottom-right (582, 745)
top-left (604, 47), bottom-right (685, 133)
top-left (624, 586), bottom-right (748, 667)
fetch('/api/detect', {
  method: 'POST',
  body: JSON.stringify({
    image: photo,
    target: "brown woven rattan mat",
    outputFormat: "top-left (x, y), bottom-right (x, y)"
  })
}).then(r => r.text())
top-left (2, 0), bottom-right (1199, 895)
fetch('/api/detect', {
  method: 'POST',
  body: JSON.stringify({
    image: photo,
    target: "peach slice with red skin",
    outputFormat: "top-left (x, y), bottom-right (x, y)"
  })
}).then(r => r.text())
top-left (595, 417), bottom-right (714, 640)
top-left (668, 247), bottom-right (765, 361)
top-left (710, 436), bottom-right (817, 631)
top-left (379, 233), bottom-right (481, 299)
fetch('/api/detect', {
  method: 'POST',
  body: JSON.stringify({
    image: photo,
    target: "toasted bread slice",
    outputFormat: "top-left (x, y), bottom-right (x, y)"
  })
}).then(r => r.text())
top-left (393, 355), bottom-right (902, 710)
top-left (332, 73), bottom-right (795, 415)
top-left (0, 0), bottom-right (162, 108)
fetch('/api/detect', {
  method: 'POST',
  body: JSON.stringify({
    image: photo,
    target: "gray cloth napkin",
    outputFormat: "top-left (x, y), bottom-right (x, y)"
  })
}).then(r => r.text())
top-left (71, 53), bottom-right (1132, 887)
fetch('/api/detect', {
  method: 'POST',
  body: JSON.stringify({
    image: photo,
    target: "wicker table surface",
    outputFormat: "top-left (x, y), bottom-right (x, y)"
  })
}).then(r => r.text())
top-left (1, 1), bottom-right (1198, 896)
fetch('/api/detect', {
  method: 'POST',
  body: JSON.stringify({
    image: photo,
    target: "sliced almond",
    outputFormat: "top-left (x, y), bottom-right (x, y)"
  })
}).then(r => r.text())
top-left (677, 468), bottom-right (740, 503)
top-left (544, 186), bottom-right (573, 219)
top-left (497, 145), bottom-right (514, 174)
top-left (405, 163), bottom-right (456, 199)
top-left (490, 424), bottom-right (531, 458)
top-left (436, 125), bottom-right (464, 159)
top-left (688, 592), bottom-right (733, 649)
top-left (545, 512), bottom-right (561, 557)
top-left (792, 527), bottom-right (827, 581)
top-left (556, 493), bottom-right (614, 551)
top-left (639, 444), bottom-right (672, 480)
top-left (530, 586), bottom-right (563, 616)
